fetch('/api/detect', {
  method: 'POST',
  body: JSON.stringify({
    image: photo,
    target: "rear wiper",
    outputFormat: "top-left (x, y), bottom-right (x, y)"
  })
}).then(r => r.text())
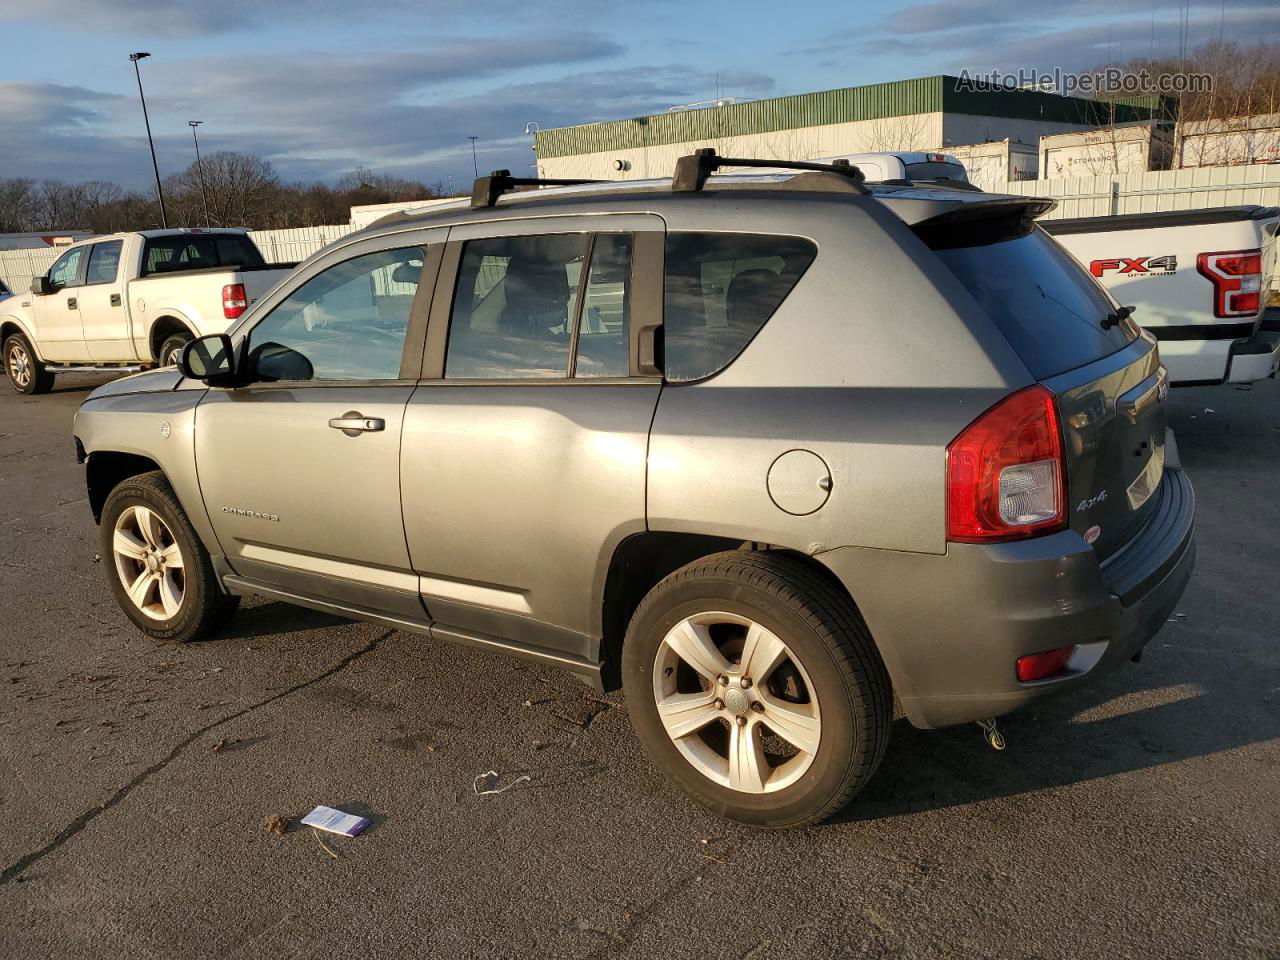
top-left (1103, 304), bottom-right (1135, 329)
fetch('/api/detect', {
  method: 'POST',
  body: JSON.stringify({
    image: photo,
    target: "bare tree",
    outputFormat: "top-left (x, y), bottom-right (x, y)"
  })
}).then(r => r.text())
top-left (862, 113), bottom-right (934, 152)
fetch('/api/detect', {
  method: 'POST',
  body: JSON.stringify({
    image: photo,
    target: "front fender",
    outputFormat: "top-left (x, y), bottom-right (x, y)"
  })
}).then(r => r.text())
top-left (1, 307), bottom-right (45, 362)
top-left (75, 389), bottom-right (220, 556)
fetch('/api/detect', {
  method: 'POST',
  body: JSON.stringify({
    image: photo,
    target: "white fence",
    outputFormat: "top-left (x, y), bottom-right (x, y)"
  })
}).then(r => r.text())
top-left (3, 165), bottom-right (1280, 293)
top-left (997, 164), bottom-right (1280, 219)
top-left (0, 224), bottom-right (356, 294)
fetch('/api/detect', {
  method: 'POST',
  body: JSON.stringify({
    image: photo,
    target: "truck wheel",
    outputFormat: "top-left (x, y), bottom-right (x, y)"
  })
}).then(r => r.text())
top-left (622, 551), bottom-right (892, 828)
top-left (4, 333), bottom-right (54, 394)
top-left (158, 333), bottom-right (193, 367)
top-left (100, 471), bottom-right (239, 643)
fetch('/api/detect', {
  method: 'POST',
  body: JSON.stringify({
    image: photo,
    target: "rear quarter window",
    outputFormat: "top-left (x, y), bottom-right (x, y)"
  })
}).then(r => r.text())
top-left (663, 232), bottom-right (816, 382)
top-left (920, 217), bottom-right (1137, 379)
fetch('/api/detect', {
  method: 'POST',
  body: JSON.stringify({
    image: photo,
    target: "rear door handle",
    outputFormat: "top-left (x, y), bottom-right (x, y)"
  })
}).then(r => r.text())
top-left (110, 293), bottom-right (122, 307)
top-left (328, 412), bottom-right (385, 435)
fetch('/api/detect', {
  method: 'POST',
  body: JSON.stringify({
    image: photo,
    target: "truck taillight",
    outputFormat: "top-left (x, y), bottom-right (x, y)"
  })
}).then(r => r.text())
top-left (222, 283), bottom-right (248, 320)
top-left (1197, 249), bottom-right (1262, 318)
top-left (946, 386), bottom-right (1066, 543)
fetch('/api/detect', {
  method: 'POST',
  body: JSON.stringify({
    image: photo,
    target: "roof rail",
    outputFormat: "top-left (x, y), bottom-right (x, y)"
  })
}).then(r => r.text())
top-left (471, 169), bottom-right (604, 208)
top-left (672, 148), bottom-right (868, 193)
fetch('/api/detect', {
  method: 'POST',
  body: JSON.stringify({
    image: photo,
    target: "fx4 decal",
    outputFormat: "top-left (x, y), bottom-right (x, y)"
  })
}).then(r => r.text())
top-left (1090, 255), bottom-right (1177, 278)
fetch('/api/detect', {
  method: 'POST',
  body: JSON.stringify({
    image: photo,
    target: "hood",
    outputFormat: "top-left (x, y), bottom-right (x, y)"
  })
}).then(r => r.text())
top-left (87, 367), bottom-right (188, 399)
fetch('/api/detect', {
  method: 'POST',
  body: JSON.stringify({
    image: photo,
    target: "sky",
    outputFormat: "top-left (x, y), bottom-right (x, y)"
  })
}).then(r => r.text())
top-left (0, 0), bottom-right (1276, 193)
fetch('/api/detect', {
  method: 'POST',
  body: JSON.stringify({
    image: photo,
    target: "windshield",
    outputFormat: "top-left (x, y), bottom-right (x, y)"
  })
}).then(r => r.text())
top-left (921, 216), bottom-right (1137, 379)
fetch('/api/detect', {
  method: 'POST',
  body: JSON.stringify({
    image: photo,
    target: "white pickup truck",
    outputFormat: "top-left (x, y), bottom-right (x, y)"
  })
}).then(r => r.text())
top-left (2, 228), bottom-right (294, 394)
top-left (1041, 206), bottom-right (1279, 385)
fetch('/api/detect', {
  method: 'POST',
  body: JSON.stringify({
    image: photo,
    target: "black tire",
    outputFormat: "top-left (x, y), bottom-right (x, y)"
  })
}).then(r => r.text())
top-left (158, 332), bottom-right (193, 367)
top-left (622, 550), bottom-right (891, 828)
top-left (4, 332), bottom-right (54, 394)
top-left (100, 471), bottom-right (239, 643)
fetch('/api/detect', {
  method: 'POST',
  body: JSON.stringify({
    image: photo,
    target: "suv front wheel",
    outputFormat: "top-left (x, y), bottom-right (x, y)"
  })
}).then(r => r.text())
top-left (100, 471), bottom-right (239, 642)
top-left (622, 551), bottom-right (891, 828)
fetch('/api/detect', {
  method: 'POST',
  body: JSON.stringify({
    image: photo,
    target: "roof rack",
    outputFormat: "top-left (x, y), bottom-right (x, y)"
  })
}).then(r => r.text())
top-left (672, 148), bottom-right (868, 193)
top-left (471, 169), bottom-right (603, 208)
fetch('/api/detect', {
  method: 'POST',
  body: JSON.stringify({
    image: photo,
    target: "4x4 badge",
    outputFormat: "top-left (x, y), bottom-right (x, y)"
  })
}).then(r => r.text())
top-left (1076, 489), bottom-right (1108, 512)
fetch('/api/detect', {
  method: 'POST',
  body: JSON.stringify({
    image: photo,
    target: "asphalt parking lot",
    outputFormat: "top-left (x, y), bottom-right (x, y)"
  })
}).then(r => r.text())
top-left (1, 371), bottom-right (1277, 960)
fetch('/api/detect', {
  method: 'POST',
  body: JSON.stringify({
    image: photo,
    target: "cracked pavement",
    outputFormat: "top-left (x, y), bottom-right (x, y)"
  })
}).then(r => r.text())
top-left (1, 372), bottom-right (1278, 959)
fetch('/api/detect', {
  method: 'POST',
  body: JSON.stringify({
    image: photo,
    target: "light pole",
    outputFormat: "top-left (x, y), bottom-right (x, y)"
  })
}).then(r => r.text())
top-left (188, 121), bottom-right (211, 227)
top-left (129, 52), bottom-right (168, 228)
top-left (524, 121), bottom-right (540, 178)
top-left (468, 136), bottom-right (479, 178)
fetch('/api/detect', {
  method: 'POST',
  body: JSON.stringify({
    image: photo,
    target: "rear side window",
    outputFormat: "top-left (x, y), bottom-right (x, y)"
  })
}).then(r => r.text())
top-left (445, 232), bottom-right (634, 380)
top-left (85, 240), bottom-right (123, 285)
top-left (142, 234), bottom-right (265, 275)
top-left (663, 233), bottom-right (816, 382)
top-left (921, 218), bottom-right (1137, 379)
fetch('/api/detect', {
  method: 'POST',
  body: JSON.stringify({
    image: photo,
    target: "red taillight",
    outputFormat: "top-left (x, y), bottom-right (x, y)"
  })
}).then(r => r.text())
top-left (1197, 249), bottom-right (1262, 318)
top-left (222, 283), bottom-right (248, 320)
top-left (1016, 645), bottom-right (1076, 683)
top-left (946, 385), bottom-right (1066, 543)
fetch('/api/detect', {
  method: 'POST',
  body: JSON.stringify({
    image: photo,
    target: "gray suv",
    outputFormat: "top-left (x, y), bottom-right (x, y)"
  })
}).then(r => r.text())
top-left (73, 153), bottom-right (1195, 827)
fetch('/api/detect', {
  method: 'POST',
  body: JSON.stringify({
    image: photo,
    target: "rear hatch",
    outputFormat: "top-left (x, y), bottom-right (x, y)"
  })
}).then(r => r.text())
top-left (913, 201), bottom-right (1168, 559)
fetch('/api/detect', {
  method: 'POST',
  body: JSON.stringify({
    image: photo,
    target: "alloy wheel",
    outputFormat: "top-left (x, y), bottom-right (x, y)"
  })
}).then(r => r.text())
top-left (7, 342), bottom-right (31, 389)
top-left (112, 505), bottom-right (186, 620)
top-left (652, 611), bottom-right (822, 794)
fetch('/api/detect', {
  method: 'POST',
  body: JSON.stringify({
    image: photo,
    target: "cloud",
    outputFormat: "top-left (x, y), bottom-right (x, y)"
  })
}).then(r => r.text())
top-left (800, 0), bottom-right (1280, 73)
top-left (0, 0), bottom-right (624, 37)
top-left (0, 38), bottom-right (776, 192)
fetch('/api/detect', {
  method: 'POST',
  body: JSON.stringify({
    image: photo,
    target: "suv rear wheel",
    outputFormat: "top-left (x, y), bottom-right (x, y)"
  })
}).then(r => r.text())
top-left (101, 471), bottom-right (239, 642)
top-left (622, 551), bottom-right (891, 827)
top-left (4, 332), bottom-right (54, 394)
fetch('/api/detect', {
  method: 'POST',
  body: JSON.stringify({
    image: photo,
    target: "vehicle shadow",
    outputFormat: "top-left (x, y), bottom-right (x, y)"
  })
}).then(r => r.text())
top-left (826, 654), bottom-right (1278, 825)
top-left (214, 600), bottom-right (352, 642)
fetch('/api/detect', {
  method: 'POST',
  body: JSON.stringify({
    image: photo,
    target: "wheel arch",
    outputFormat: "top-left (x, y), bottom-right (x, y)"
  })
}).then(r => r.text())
top-left (86, 452), bottom-right (165, 523)
top-left (599, 531), bottom-right (881, 693)
top-left (148, 315), bottom-right (197, 361)
top-left (1, 315), bottom-right (45, 362)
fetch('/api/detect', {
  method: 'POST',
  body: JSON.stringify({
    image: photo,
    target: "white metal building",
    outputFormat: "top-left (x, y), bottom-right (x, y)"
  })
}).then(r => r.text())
top-left (534, 76), bottom-right (1162, 182)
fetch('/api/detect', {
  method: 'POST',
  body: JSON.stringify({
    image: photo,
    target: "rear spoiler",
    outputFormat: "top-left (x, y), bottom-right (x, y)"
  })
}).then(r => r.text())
top-left (875, 193), bottom-right (1056, 228)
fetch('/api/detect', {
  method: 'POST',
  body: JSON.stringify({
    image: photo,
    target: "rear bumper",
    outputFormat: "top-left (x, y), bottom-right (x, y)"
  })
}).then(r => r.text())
top-left (818, 467), bottom-right (1195, 730)
top-left (1226, 329), bottom-right (1280, 384)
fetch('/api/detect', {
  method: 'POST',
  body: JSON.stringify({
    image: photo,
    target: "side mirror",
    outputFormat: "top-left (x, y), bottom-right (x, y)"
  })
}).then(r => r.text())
top-left (248, 341), bottom-right (314, 383)
top-left (30, 277), bottom-right (53, 295)
top-left (177, 333), bottom-right (237, 386)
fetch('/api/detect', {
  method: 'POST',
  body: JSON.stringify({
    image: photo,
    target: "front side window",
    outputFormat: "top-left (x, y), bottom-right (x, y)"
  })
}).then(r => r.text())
top-left (85, 240), bottom-right (123, 285)
top-left (246, 246), bottom-right (424, 381)
top-left (663, 233), bottom-right (817, 382)
top-left (48, 248), bottom-right (86, 289)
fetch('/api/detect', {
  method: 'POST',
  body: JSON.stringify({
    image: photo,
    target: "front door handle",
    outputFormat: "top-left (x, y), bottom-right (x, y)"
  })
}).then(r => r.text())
top-left (67, 297), bottom-right (78, 310)
top-left (328, 412), bottom-right (385, 436)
